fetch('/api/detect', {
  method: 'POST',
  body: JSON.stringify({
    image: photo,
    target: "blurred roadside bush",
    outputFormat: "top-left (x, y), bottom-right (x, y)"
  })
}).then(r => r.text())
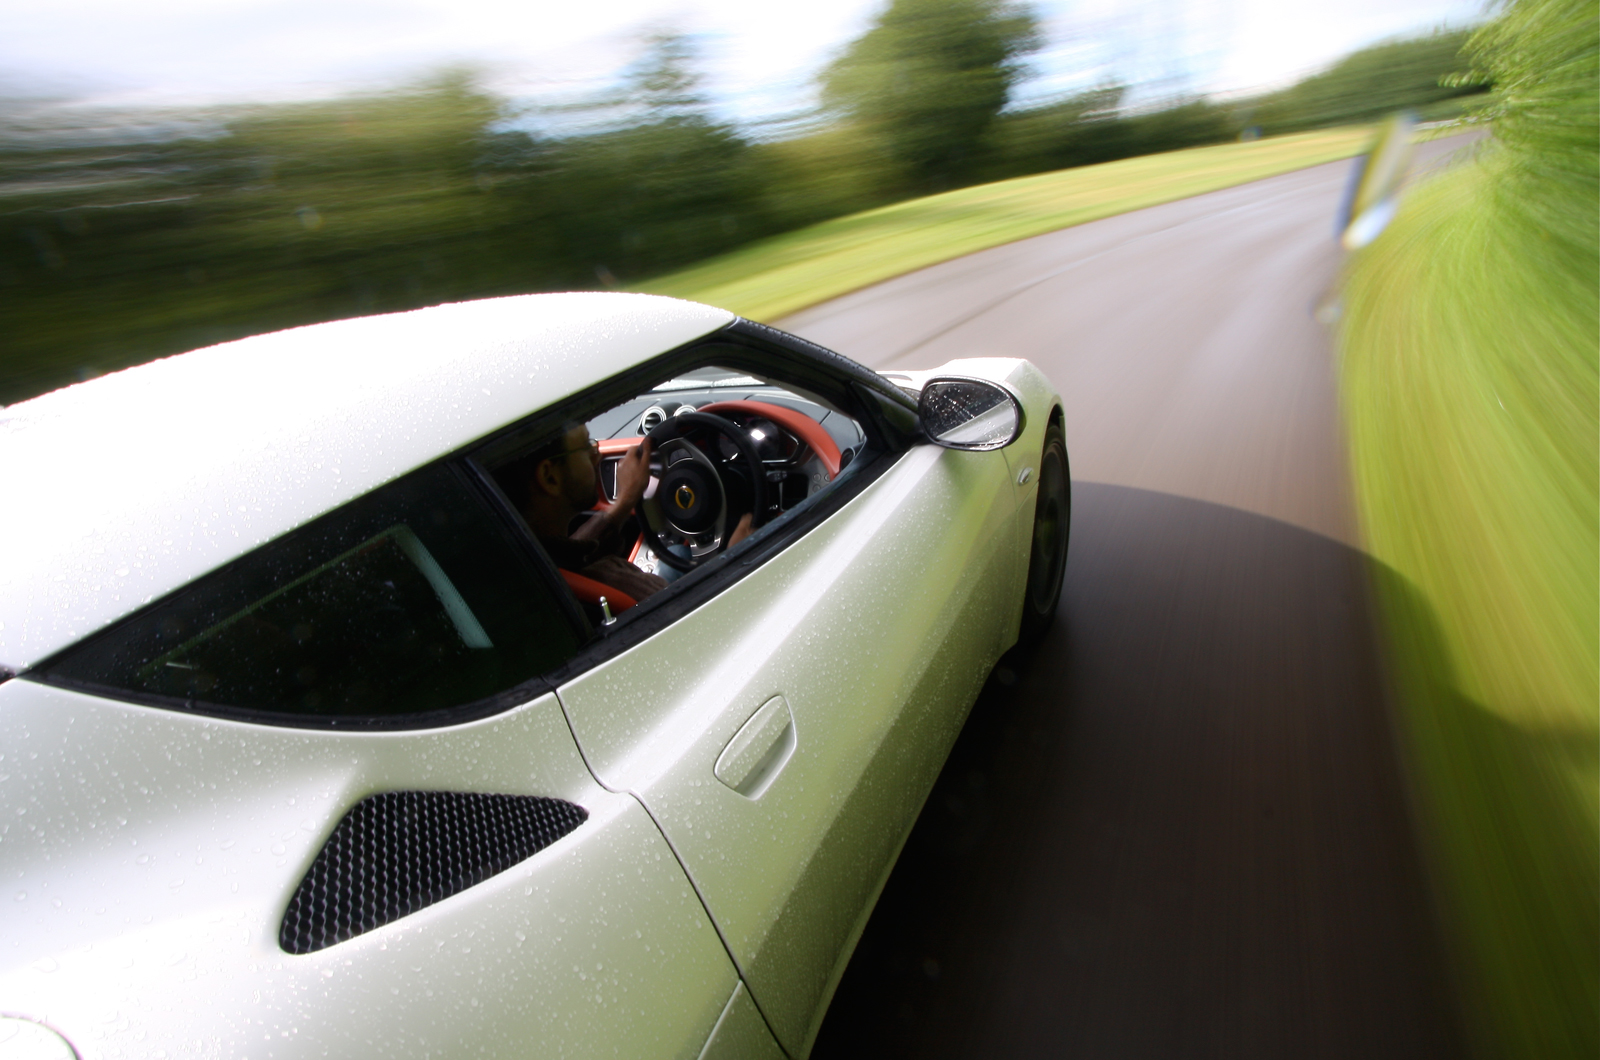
top-left (0, 10), bottom-right (1486, 404)
top-left (0, 48), bottom-right (793, 404)
top-left (980, 28), bottom-right (1486, 183)
top-left (1340, 0), bottom-right (1597, 1054)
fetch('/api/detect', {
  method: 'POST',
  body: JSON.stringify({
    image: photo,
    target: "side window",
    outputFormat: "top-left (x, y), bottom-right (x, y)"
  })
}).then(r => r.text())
top-left (42, 463), bottom-right (582, 723)
top-left (483, 359), bottom-right (872, 612)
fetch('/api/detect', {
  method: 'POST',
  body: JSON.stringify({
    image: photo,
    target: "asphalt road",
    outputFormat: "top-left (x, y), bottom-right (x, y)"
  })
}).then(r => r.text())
top-left (793, 137), bottom-right (1479, 1058)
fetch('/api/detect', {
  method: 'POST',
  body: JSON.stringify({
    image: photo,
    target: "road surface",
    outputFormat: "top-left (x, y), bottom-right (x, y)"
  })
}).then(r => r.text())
top-left (792, 136), bottom-right (1479, 1058)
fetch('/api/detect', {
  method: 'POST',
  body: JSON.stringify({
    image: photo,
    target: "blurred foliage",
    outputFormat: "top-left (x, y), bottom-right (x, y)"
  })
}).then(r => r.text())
top-left (0, 50), bottom-right (791, 404)
top-left (984, 30), bottom-right (1484, 183)
top-left (980, 91), bottom-right (1239, 182)
top-left (821, 0), bottom-right (1039, 192)
top-left (1340, 0), bottom-right (1597, 1056)
top-left (1, 75), bottom-right (535, 402)
top-left (1463, 0), bottom-right (1598, 288)
top-left (1245, 30), bottom-right (1489, 133)
top-left (528, 31), bottom-right (782, 283)
top-left (751, 123), bottom-right (901, 231)
top-left (0, 9), bottom-right (1485, 405)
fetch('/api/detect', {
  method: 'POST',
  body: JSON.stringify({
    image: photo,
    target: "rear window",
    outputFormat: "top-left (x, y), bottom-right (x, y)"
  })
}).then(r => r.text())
top-left (40, 462), bottom-right (581, 725)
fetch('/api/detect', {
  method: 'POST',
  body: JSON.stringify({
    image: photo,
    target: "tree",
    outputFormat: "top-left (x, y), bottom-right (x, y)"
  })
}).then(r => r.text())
top-left (821, 0), bottom-right (1039, 191)
top-left (628, 29), bottom-right (709, 125)
top-left (528, 31), bottom-right (774, 282)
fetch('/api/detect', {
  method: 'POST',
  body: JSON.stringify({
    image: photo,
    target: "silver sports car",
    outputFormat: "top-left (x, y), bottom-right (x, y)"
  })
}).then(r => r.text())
top-left (0, 293), bottom-right (1068, 1059)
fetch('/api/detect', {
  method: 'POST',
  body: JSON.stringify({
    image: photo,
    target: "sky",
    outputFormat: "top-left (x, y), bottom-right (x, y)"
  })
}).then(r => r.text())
top-left (0, 0), bottom-right (1491, 123)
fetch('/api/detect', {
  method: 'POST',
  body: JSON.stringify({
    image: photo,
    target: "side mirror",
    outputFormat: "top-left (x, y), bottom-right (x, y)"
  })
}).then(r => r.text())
top-left (917, 377), bottom-right (1023, 451)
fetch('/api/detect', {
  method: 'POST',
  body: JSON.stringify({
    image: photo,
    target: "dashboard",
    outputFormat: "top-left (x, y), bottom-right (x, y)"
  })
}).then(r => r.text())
top-left (586, 377), bottom-right (867, 576)
top-left (591, 384), bottom-right (863, 509)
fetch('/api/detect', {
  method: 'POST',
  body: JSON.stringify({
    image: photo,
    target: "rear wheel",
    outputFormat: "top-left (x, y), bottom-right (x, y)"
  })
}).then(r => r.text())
top-left (1017, 421), bottom-right (1070, 648)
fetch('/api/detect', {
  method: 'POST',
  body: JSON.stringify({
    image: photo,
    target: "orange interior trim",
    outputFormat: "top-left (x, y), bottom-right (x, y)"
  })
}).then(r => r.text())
top-left (559, 569), bottom-right (638, 613)
top-left (697, 400), bottom-right (842, 479)
top-left (592, 438), bottom-right (643, 507)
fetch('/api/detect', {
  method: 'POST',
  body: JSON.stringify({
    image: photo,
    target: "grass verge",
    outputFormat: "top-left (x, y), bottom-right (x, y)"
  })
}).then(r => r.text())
top-left (640, 127), bottom-right (1373, 320)
top-left (1341, 154), bottom-right (1598, 1058)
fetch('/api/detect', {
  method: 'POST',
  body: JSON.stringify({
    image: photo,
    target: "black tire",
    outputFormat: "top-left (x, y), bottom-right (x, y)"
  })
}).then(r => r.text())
top-left (1017, 420), bottom-right (1070, 648)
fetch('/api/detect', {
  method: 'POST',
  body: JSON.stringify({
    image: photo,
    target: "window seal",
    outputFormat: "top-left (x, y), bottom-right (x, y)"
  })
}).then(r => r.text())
top-left (24, 319), bottom-right (919, 730)
top-left (24, 668), bottom-right (561, 732)
top-left (464, 320), bottom-right (916, 678)
top-left (467, 320), bottom-right (903, 468)
top-left (25, 461), bottom-right (582, 733)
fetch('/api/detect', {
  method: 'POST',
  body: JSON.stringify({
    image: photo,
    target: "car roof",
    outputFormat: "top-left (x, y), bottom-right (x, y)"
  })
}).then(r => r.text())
top-left (0, 292), bottom-right (734, 670)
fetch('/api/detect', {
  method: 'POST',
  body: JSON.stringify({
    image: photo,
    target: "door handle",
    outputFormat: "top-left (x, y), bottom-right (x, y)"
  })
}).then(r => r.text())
top-left (714, 695), bottom-right (796, 799)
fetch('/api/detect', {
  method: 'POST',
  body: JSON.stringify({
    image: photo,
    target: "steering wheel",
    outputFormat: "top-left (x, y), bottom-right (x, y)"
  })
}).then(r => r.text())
top-left (639, 411), bottom-right (768, 572)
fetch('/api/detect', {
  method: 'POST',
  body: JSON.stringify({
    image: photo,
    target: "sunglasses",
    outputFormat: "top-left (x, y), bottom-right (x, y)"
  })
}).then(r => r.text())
top-left (561, 438), bottom-right (601, 460)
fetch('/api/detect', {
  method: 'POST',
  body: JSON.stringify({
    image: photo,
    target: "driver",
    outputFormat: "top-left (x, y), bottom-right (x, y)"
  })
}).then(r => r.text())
top-left (505, 421), bottom-right (752, 605)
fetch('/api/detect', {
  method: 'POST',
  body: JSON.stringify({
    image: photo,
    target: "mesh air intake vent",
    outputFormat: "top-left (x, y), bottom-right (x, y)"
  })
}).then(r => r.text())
top-left (280, 791), bottom-right (586, 954)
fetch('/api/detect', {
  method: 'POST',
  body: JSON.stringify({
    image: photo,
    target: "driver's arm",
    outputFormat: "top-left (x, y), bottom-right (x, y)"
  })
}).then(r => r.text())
top-left (573, 439), bottom-right (756, 549)
top-left (571, 439), bottom-right (652, 543)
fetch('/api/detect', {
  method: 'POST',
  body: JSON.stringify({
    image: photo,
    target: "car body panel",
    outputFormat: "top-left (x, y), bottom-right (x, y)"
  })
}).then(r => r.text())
top-left (882, 357), bottom-right (1062, 644)
top-left (0, 677), bottom-right (737, 1059)
top-left (0, 293), bottom-right (732, 670)
top-left (998, 358), bottom-right (1064, 587)
top-left (556, 437), bottom-right (1025, 1054)
top-left (698, 982), bottom-right (786, 1060)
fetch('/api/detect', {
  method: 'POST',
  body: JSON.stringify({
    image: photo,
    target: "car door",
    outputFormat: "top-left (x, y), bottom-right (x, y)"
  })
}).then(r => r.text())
top-left (553, 359), bottom-right (1026, 1055)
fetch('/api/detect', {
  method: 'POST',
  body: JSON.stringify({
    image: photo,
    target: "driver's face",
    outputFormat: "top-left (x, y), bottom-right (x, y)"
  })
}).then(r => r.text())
top-left (556, 425), bottom-right (600, 511)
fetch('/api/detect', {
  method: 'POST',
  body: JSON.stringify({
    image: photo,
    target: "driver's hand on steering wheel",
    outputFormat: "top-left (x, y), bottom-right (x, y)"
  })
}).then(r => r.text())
top-left (613, 438), bottom-right (653, 514)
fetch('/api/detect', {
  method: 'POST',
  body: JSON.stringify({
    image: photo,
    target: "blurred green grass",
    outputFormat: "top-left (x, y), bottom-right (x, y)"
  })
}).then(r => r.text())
top-left (639, 127), bottom-right (1372, 320)
top-left (1341, 72), bottom-right (1598, 1060)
